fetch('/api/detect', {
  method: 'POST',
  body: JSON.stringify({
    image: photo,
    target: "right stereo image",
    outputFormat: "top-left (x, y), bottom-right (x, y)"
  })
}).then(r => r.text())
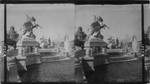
top-left (144, 4), bottom-right (150, 83)
top-left (74, 4), bottom-right (143, 83)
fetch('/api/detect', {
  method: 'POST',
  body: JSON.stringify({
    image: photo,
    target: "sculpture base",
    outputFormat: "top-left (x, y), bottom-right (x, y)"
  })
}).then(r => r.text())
top-left (15, 56), bottom-right (27, 71)
top-left (17, 37), bottom-right (39, 47)
top-left (84, 37), bottom-right (107, 47)
top-left (7, 57), bottom-right (21, 82)
top-left (26, 53), bottom-right (41, 66)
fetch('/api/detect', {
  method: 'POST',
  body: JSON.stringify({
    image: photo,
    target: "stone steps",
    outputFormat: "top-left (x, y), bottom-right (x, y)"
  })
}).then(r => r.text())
top-left (41, 55), bottom-right (70, 63)
top-left (109, 55), bottom-right (143, 63)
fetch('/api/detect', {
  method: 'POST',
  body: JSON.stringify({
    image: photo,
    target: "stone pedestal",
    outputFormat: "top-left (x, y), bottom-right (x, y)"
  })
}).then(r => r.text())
top-left (7, 57), bottom-right (21, 82)
top-left (0, 42), bottom-right (4, 82)
top-left (16, 37), bottom-right (40, 71)
top-left (26, 53), bottom-right (41, 66)
top-left (15, 56), bottom-right (27, 71)
top-left (84, 37), bottom-right (107, 57)
top-left (34, 47), bottom-right (39, 53)
top-left (0, 57), bottom-right (4, 82)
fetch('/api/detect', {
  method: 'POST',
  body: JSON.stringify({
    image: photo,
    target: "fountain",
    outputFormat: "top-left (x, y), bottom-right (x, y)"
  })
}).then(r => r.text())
top-left (75, 16), bottom-right (142, 83)
top-left (15, 16), bottom-right (41, 71)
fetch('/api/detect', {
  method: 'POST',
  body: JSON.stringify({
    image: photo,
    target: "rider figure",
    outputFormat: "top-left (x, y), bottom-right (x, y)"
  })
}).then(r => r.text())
top-left (89, 16), bottom-right (109, 39)
top-left (23, 16), bottom-right (38, 34)
top-left (20, 16), bottom-right (41, 39)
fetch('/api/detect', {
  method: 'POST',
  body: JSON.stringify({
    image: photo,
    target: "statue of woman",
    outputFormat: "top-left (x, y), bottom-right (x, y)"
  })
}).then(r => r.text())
top-left (64, 35), bottom-right (70, 56)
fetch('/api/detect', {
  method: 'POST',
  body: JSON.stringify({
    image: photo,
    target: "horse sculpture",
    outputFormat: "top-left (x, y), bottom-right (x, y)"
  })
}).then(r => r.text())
top-left (20, 15), bottom-right (42, 40)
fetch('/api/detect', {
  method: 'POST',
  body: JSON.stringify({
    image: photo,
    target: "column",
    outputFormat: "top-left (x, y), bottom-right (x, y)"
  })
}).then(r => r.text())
top-left (29, 47), bottom-right (31, 53)
top-left (18, 47), bottom-right (23, 56)
top-left (35, 47), bottom-right (38, 53)
top-left (26, 47), bottom-right (29, 53)
top-left (86, 48), bottom-right (90, 57)
top-left (102, 47), bottom-right (106, 54)
top-left (22, 47), bottom-right (26, 55)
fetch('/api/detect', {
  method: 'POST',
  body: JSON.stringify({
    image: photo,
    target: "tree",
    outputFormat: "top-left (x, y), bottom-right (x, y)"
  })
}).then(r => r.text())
top-left (48, 37), bottom-right (51, 46)
top-left (7, 26), bottom-right (19, 41)
top-left (74, 26), bottom-right (87, 49)
top-left (145, 26), bottom-right (150, 46)
top-left (75, 26), bottom-right (87, 42)
top-left (116, 37), bottom-right (119, 46)
top-left (7, 26), bottom-right (19, 49)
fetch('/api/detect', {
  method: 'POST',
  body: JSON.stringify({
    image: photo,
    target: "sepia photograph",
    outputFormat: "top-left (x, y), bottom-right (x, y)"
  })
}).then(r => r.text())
top-left (6, 4), bottom-right (75, 82)
top-left (144, 4), bottom-right (150, 83)
top-left (0, 4), bottom-right (4, 83)
top-left (1, 0), bottom-right (149, 4)
top-left (3, 3), bottom-right (147, 83)
top-left (74, 5), bottom-right (143, 83)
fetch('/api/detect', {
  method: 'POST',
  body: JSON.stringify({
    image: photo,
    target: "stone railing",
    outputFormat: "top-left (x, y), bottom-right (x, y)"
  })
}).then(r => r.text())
top-left (16, 46), bottom-right (40, 71)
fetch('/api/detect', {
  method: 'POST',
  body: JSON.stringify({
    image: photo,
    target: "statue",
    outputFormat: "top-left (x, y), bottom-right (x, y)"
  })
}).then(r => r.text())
top-left (20, 15), bottom-right (42, 39)
top-left (132, 35), bottom-right (139, 56)
top-left (107, 37), bottom-right (119, 49)
top-left (64, 35), bottom-right (70, 56)
top-left (107, 37), bottom-right (114, 49)
top-left (48, 37), bottom-right (51, 48)
top-left (84, 16), bottom-right (109, 56)
top-left (88, 15), bottom-right (110, 40)
top-left (39, 36), bottom-right (48, 49)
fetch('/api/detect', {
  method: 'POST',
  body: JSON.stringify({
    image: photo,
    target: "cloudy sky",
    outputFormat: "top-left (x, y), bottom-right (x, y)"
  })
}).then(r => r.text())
top-left (144, 4), bottom-right (150, 32)
top-left (76, 5), bottom-right (142, 42)
top-left (0, 4), bottom-right (4, 42)
top-left (7, 4), bottom-right (75, 42)
top-left (7, 4), bottom-right (142, 43)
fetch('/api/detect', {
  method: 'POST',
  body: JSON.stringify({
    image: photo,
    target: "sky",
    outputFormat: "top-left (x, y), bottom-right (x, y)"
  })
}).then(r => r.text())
top-left (144, 4), bottom-right (150, 32)
top-left (76, 5), bottom-right (142, 42)
top-left (7, 4), bottom-right (142, 43)
top-left (7, 4), bottom-right (75, 42)
top-left (0, 4), bottom-right (4, 42)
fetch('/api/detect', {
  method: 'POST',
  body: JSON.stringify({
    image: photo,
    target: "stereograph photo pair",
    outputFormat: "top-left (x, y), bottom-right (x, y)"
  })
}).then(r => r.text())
top-left (0, 4), bottom-right (149, 83)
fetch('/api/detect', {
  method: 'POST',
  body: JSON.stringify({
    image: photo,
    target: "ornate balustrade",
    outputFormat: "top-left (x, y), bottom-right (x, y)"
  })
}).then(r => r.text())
top-left (16, 37), bottom-right (40, 71)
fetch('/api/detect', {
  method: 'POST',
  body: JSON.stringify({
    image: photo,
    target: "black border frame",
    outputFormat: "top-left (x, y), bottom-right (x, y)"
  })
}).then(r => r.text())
top-left (2, 1), bottom-right (150, 84)
top-left (1, 0), bottom-right (149, 4)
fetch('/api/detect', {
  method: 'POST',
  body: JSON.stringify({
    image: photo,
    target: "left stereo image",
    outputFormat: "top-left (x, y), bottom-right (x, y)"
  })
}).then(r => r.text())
top-left (0, 4), bottom-right (4, 83)
top-left (6, 4), bottom-right (75, 83)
